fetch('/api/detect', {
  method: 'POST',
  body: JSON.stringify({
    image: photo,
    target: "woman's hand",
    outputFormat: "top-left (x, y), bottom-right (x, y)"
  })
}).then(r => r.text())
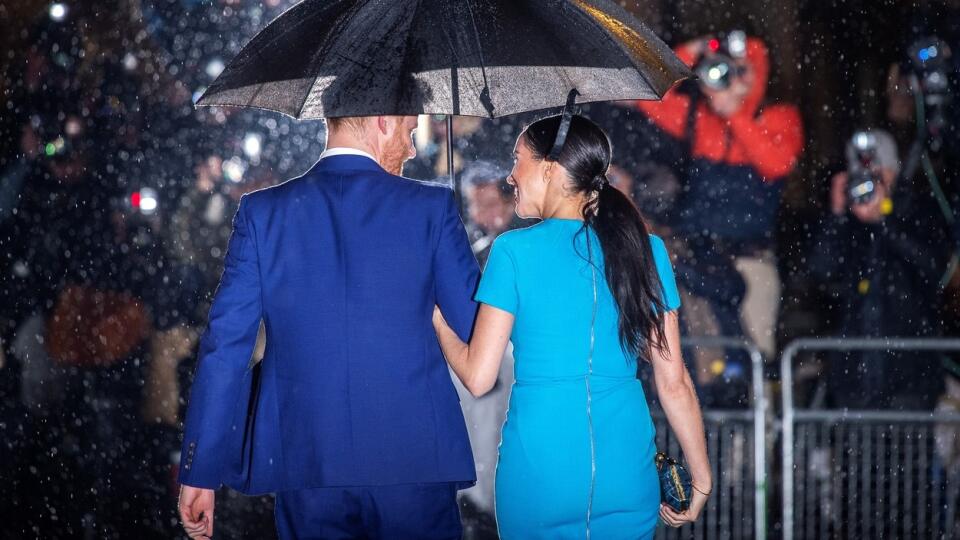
top-left (650, 311), bottom-right (712, 527)
top-left (433, 304), bottom-right (514, 397)
top-left (659, 488), bottom-right (709, 528)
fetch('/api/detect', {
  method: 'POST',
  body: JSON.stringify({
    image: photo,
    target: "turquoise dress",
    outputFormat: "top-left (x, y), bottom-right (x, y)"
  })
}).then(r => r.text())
top-left (475, 219), bottom-right (681, 539)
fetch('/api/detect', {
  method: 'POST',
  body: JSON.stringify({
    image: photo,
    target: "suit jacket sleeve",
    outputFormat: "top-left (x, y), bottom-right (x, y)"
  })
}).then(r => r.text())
top-left (433, 189), bottom-right (481, 342)
top-left (179, 195), bottom-right (263, 489)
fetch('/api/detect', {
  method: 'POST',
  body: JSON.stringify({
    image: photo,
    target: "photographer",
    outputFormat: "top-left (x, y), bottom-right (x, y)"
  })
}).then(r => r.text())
top-left (460, 160), bottom-right (529, 265)
top-left (636, 32), bottom-right (804, 238)
top-left (810, 129), bottom-right (949, 410)
top-left (635, 33), bottom-right (803, 402)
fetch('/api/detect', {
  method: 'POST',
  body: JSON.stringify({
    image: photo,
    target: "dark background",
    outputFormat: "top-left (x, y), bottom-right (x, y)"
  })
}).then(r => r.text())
top-left (4, 0), bottom-right (960, 345)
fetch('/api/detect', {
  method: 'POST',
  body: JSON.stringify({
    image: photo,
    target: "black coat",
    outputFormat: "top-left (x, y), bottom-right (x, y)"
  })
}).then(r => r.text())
top-left (809, 186), bottom-right (951, 409)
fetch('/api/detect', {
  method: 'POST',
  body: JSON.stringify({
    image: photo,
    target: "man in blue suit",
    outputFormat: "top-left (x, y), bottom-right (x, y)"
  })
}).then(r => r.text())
top-left (177, 115), bottom-right (480, 539)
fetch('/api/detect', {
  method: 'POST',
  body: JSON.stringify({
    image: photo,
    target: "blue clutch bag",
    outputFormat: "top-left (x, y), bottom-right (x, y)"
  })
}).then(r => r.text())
top-left (656, 452), bottom-right (693, 512)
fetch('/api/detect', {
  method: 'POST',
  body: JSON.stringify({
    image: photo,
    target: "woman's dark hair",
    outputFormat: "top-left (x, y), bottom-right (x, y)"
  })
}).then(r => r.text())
top-left (521, 114), bottom-right (668, 358)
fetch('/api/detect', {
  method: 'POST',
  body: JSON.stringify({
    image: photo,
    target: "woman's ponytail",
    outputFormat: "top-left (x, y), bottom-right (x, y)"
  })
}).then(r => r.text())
top-left (521, 115), bottom-right (668, 359)
top-left (587, 178), bottom-right (668, 357)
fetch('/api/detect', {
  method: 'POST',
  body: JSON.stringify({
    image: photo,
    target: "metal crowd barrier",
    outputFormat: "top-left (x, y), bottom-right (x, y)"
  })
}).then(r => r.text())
top-left (780, 338), bottom-right (960, 540)
top-left (654, 336), bottom-right (768, 540)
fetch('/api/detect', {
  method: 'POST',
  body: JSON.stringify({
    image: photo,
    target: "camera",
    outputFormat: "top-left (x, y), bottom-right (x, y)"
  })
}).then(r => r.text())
top-left (107, 186), bottom-right (163, 249)
top-left (906, 37), bottom-right (954, 148)
top-left (128, 187), bottom-right (160, 217)
top-left (694, 30), bottom-right (748, 91)
top-left (908, 37), bottom-right (952, 108)
top-left (846, 131), bottom-right (881, 205)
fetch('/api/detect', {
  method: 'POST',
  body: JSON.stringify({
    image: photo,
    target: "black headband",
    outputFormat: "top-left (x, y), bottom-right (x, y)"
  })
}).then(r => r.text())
top-left (547, 89), bottom-right (581, 161)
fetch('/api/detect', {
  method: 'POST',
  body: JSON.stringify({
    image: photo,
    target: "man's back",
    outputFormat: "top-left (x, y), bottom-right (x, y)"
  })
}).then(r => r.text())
top-left (178, 154), bottom-right (480, 494)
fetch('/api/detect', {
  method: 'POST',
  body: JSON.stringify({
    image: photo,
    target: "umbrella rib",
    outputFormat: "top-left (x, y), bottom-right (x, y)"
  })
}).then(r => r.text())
top-left (332, 52), bottom-right (373, 71)
top-left (298, 0), bottom-right (374, 117)
top-left (566, 0), bottom-right (660, 99)
top-left (394, 0), bottom-right (427, 114)
top-left (438, 12), bottom-right (461, 65)
top-left (464, 0), bottom-right (495, 117)
top-left (196, 101), bottom-right (301, 120)
top-left (437, 5), bottom-right (463, 115)
top-left (464, 0), bottom-right (489, 88)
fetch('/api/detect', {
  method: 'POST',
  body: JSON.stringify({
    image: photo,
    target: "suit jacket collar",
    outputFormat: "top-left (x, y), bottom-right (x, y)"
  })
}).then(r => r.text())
top-left (309, 153), bottom-right (386, 175)
top-left (319, 146), bottom-right (377, 161)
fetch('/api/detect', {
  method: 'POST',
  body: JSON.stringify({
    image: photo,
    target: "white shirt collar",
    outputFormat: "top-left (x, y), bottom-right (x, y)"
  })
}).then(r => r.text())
top-left (319, 146), bottom-right (378, 163)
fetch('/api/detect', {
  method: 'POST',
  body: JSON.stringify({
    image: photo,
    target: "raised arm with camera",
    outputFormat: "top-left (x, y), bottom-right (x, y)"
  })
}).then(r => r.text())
top-left (812, 130), bottom-right (949, 289)
top-left (636, 33), bottom-right (803, 181)
top-left (810, 126), bottom-right (951, 409)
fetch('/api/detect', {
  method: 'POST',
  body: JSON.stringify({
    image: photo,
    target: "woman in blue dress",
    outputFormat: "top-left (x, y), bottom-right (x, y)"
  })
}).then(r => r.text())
top-left (433, 115), bottom-right (712, 538)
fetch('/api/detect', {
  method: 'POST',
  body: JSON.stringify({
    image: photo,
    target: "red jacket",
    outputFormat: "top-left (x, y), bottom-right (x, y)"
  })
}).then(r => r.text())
top-left (636, 38), bottom-right (804, 181)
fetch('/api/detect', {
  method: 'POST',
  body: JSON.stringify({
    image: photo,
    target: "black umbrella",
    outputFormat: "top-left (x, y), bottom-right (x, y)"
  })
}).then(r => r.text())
top-left (195, 0), bottom-right (691, 180)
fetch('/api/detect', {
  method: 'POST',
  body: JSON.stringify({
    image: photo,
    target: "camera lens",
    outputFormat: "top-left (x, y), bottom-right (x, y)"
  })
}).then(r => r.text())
top-left (847, 170), bottom-right (878, 205)
top-left (696, 56), bottom-right (734, 90)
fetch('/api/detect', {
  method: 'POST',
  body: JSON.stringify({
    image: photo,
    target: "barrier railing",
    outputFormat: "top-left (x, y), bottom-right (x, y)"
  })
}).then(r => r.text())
top-left (780, 338), bottom-right (960, 540)
top-left (653, 336), bottom-right (768, 540)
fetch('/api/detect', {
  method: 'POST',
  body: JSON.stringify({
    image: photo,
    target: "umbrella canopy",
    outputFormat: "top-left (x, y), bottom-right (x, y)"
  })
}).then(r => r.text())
top-left (195, 0), bottom-right (691, 119)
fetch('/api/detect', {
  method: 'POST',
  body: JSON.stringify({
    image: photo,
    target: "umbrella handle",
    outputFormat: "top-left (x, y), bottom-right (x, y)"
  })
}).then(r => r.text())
top-left (447, 115), bottom-right (456, 188)
top-left (446, 115), bottom-right (465, 210)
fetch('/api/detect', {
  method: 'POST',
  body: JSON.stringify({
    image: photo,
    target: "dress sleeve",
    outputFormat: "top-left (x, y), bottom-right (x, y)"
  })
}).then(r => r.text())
top-left (474, 236), bottom-right (518, 315)
top-left (650, 235), bottom-right (681, 311)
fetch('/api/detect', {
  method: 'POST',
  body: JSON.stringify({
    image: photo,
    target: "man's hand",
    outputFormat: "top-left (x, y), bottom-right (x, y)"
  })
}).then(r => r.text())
top-left (850, 168), bottom-right (894, 224)
top-left (684, 34), bottom-right (753, 119)
top-left (704, 68), bottom-right (753, 118)
top-left (179, 485), bottom-right (215, 539)
top-left (851, 187), bottom-right (888, 224)
top-left (831, 169), bottom-right (891, 223)
top-left (679, 38), bottom-right (708, 60)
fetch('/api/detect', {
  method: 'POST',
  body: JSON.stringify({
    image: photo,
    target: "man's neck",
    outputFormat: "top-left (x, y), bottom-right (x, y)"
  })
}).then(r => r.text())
top-left (324, 134), bottom-right (380, 164)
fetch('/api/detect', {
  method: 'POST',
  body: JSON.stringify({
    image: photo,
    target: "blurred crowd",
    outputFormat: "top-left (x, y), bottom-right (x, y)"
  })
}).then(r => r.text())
top-left (1, 1), bottom-right (960, 539)
top-left (0, 1), bottom-right (318, 538)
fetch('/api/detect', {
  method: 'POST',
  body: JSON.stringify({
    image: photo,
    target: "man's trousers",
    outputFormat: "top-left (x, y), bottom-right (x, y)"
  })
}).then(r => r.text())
top-left (274, 482), bottom-right (462, 539)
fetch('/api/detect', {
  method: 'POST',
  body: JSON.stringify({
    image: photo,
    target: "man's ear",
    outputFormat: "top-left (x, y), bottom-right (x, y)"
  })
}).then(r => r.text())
top-left (376, 116), bottom-right (389, 135)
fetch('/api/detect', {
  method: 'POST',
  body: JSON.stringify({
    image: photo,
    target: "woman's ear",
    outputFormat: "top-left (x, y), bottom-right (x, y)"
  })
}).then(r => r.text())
top-left (542, 161), bottom-right (554, 184)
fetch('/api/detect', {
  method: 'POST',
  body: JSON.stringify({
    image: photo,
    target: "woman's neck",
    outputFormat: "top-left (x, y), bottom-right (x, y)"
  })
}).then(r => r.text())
top-left (541, 197), bottom-right (587, 221)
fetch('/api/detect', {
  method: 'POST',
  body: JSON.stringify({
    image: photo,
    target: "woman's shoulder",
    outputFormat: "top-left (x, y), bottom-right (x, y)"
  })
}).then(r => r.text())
top-left (647, 233), bottom-right (670, 254)
top-left (491, 221), bottom-right (550, 250)
top-left (647, 233), bottom-right (667, 247)
top-left (647, 233), bottom-right (672, 266)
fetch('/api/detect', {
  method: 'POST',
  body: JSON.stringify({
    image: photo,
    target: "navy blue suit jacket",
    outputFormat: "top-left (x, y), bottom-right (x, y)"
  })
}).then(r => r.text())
top-left (179, 154), bottom-right (480, 494)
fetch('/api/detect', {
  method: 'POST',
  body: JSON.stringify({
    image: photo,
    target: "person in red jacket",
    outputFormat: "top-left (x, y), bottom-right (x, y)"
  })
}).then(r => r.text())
top-left (637, 35), bottom-right (803, 189)
top-left (635, 33), bottom-right (803, 403)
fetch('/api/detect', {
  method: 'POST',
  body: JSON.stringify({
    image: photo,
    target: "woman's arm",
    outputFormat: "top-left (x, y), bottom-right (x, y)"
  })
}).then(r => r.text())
top-left (433, 304), bottom-right (514, 397)
top-left (649, 310), bottom-right (712, 526)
